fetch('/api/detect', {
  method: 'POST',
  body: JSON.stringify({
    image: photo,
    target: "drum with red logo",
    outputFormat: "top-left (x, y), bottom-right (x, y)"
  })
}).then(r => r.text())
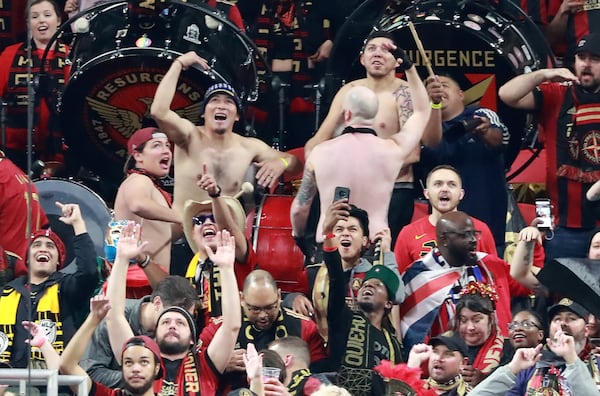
top-left (246, 195), bottom-right (308, 294)
top-left (53, 0), bottom-right (260, 183)
top-left (327, 0), bottom-right (555, 167)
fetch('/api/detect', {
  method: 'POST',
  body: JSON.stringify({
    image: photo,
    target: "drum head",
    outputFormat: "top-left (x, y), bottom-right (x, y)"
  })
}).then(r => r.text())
top-left (58, 0), bottom-right (260, 183)
top-left (34, 179), bottom-right (111, 263)
top-left (327, 0), bottom-right (555, 168)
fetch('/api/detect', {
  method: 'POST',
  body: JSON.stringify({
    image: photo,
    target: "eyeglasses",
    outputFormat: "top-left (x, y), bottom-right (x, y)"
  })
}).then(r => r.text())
top-left (507, 320), bottom-right (541, 331)
top-left (192, 214), bottom-right (215, 226)
top-left (443, 230), bottom-right (482, 240)
top-left (245, 300), bottom-right (279, 314)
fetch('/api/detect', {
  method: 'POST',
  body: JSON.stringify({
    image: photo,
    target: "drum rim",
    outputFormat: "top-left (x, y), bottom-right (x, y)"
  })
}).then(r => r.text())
top-left (33, 178), bottom-right (111, 216)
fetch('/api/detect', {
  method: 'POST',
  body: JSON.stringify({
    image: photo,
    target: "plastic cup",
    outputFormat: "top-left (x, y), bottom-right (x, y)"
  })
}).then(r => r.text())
top-left (262, 366), bottom-right (281, 381)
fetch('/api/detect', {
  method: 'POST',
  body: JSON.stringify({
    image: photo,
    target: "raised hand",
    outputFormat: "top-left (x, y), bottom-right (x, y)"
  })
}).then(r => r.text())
top-left (55, 202), bottom-right (82, 225)
top-left (322, 199), bottom-right (350, 235)
top-left (22, 321), bottom-right (48, 347)
top-left (243, 343), bottom-right (262, 381)
top-left (116, 222), bottom-right (149, 261)
top-left (205, 230), bottom-right (235, 269)
top-left (89, 294), bottom-right (111, 323)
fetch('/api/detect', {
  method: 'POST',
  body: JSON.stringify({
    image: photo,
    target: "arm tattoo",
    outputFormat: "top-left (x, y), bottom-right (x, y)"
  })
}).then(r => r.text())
top-left (394, 85), bottom-right (413, 128)
top-left (296, 166), bottom-right (317, 206)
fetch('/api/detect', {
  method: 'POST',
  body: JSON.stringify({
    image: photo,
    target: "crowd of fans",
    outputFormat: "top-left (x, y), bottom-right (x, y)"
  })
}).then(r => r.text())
top-left (0, 0), bottom-right (600, 395)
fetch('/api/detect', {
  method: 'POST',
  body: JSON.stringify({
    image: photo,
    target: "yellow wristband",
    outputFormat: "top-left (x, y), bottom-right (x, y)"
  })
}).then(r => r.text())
top-left (279, 157), bottom-right (289, 169)
top-left (431, 102), bottom-right (442, 110)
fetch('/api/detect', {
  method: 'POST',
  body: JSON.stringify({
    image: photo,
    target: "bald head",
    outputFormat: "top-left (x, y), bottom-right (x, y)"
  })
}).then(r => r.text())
top-left (436, 211), bottom-right (473, 239)
top-left (343, 86), bottom-right (379, 125)
top-left (243, 269), bottom-right (278, 293)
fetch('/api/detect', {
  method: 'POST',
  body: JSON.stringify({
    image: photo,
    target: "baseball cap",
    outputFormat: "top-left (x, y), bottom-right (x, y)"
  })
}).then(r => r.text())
top-left (547, 298), bottom-right (589, 321)
top-left (363, 265), bottom-right (399, 301)
top-left (200, 82), bottom-right (242, 115)
top-left (575, 34), bottom-right (600, 57)
top-left (429, 333), bottom-right (468, 357)
top-left (122, 335), bottom-right (164, 378)
top-left (127, 127), bottom-right (168, 155)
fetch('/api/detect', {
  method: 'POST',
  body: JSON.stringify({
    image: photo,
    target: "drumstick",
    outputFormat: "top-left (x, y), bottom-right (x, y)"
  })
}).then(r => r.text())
top-left (407, 21), bottom-right (435, 78)
top-left (233, 182), bottom-right (254, 199)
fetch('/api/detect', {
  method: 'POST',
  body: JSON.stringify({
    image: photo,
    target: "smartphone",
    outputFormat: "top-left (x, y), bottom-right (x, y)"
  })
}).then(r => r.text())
top-left (591, 338), bottom-right (600, 347)
top-left (535, 198), bottom-right (552, 230)
top-left (333, 186), bottom-right (350, 203)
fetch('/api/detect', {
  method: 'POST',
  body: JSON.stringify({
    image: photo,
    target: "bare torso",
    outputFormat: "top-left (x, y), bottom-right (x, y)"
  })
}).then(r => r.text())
top-left (114, 174), bottom-right (173, 268)
top-left (342, 78), bottom-right (415, 182)
top-left (311, 133), bottom-right (405, 241)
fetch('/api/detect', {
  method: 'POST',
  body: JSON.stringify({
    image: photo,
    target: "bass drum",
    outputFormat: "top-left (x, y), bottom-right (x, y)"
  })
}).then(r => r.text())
top-left (34, 179), bottom-right (112, 264)
top-left (327, 0), bottom-right (555, 167)
top-left (246, 195), bottom-right (308, 294)
top-left (57, 0), bottom-right (260, 184)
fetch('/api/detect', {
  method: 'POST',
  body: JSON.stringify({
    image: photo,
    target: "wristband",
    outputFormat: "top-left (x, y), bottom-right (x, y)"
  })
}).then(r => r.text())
top-left (323, 233), bottom-right (336, 240)
top-left (431, 102), bottom-right (442, 110)
top-left (323, 245), bottom-right (338, 252)
top-left (138, 255), bottom-right (151, 269)
top-left (279, 157), bottom-right (289, 169)
top-left (31, 337), bottom-right (45, 348)
top-left (208, 185), bottom-right (222, 198)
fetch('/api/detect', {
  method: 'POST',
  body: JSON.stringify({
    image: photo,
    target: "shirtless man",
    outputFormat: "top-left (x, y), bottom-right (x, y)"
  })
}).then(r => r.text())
top-left (304, 31), bottom-right (443, 243)
top-left (113, 128), bottom-right (181, 272)
top-left (150, 51), bottom-right (301, 219)
top-left (291, 72), bottom-right (430, 244)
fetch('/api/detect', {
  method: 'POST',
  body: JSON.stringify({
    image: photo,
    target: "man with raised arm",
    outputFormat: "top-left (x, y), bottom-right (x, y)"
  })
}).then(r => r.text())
top-left (150, 52), bottom-right (301, 218)
top-left (106, 222), bottom-right (240, 395)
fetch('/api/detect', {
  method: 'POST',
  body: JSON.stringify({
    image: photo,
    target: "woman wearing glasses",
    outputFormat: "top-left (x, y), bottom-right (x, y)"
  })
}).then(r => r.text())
top-left (508, 310), bottom-right (545, 350)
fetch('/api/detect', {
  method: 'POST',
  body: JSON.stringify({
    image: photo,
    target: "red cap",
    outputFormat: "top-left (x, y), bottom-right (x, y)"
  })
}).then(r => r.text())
top-left (122, 335), bottom-right (164, 378)
top-left (30, 229), bottom-right (66, 269)
top-left (127, 128), bottom-right (168, 155)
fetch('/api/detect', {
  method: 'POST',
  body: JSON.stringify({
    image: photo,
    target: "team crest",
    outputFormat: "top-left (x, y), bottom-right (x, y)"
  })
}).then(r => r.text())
top-left (352, 278), bottom-right (362, 291)
top-left (0, 331), bottom-right (8, 354)
top-left (39, 320), bottom-right (57, 344)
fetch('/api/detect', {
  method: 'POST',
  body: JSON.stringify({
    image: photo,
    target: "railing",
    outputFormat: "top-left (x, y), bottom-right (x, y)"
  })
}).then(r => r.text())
top-left (0, 369), bottom-right (87, 396)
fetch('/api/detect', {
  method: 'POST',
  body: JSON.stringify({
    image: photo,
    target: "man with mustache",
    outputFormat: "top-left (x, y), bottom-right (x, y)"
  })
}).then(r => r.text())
top-left (400, 211), bottom-right (531, 351)
top-left (500, 33), bottom-right (600, 263)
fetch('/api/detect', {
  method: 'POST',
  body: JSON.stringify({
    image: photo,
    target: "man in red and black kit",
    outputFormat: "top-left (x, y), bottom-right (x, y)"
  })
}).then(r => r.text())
top-left (200, 269), bottom-right (327, 393)
top-left (500, 33), bottom-right (600, 262)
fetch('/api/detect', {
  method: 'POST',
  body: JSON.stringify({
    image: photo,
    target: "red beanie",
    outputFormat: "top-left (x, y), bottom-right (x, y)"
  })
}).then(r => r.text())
top-left (30, 229), bottom-right (66, 269)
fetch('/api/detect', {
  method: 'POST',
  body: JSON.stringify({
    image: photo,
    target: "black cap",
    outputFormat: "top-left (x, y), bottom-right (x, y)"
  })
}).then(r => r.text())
top-left (548, 298), bottom-right (589, 321)
top-left (200, 82), bottom-right (242, 115)
top-left (429, 333), bottom-right (468, 357)
top-left (575, 34), bottom-right (600, 57)
top-left (157, 306), bottom-right (197, 343)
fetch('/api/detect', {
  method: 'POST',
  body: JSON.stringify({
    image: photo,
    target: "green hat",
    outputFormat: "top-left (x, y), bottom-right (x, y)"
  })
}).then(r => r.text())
top-left (363, 265), bottom-right (399, 301)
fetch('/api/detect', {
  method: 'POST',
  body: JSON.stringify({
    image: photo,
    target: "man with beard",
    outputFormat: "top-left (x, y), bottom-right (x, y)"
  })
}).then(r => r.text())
top-left (0, 202), bottom-right (97, 368)
top-left (151, 57), bottom-right (301, 216)
top-left (393, 165), bottom-right (497, 273)
top-left (321, 220), bottom-right (403, 396)
top-left (199, 269), bottom-right (327, 392)
top-left (59, 295), bottom-right (164, 396)
top-left (468, 299), bottom-right (600, 395)
top-left (106, 222), bottom-right (241, 395)
top-left (114, 127), bottom-right (181, 274)
top-left (406, 334), bottom-right (472, 396)
top-left (400, 211), bottom-right (531, 351)
top-left (499, 33), bottom-right (600, 262)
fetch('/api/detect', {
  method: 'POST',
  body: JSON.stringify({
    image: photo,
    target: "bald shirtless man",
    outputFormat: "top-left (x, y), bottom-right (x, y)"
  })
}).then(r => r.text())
top-left (305, 31), bottom-right (443, 243)
top-left (291, 69), bottom-right (431, 244)
top-left (150, 51), bottom-right (301, 220)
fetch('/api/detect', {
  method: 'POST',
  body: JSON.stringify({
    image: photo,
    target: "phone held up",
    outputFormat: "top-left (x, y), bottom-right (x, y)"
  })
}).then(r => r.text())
top-left (535, 198), bottom-right (553, 231)
top-left (333, 186), bottom-right (350, 203)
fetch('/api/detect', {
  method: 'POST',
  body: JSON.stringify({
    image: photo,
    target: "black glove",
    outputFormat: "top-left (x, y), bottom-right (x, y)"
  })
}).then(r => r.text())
top-left (393, 47), bottom-right (413, 71)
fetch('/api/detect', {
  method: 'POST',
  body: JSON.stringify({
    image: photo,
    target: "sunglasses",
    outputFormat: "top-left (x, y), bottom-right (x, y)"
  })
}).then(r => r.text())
top-left (192, 213), bottom-right (215, 226)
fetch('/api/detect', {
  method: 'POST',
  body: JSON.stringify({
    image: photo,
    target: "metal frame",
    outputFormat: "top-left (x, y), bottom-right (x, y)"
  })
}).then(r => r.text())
top-left (0, 369), bottom-right (88, 396)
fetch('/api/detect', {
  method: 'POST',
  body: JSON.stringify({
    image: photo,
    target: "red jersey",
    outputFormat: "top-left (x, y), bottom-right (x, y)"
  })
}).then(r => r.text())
top-left (394, 215), bottom-right (497, 273)
top-left (0, 157), bottom-right (48, 276)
